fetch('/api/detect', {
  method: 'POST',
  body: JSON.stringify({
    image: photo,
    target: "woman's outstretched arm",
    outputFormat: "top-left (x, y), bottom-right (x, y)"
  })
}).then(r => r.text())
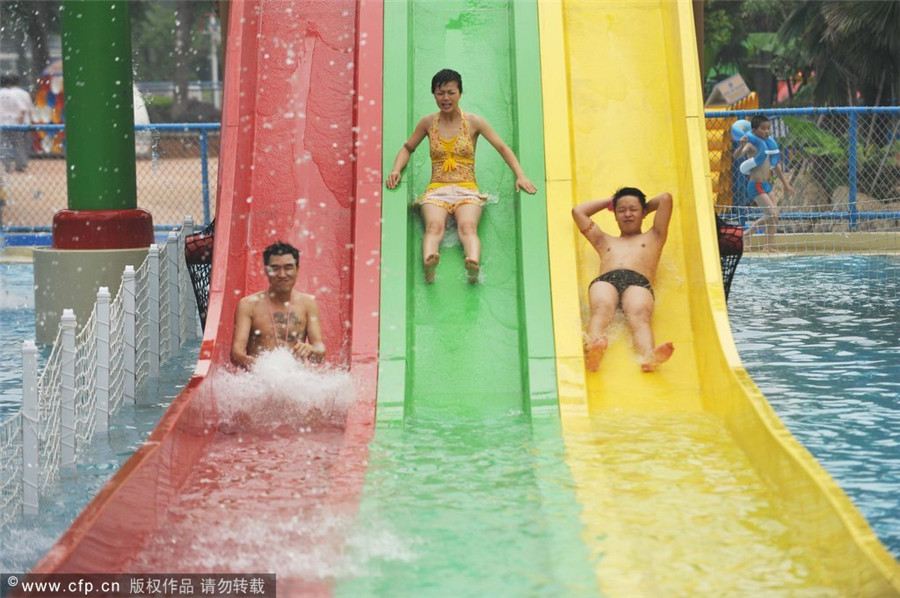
top-left (386, 116), bottom-right (430, 189)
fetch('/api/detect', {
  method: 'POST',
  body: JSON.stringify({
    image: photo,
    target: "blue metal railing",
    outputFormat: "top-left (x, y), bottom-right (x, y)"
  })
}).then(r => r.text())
top-left (5, 109), bottom-right (898, 234)
top-left (1, 123), bottom-right (220, 234)
top-left (705, 106), bottom-right (900, 231)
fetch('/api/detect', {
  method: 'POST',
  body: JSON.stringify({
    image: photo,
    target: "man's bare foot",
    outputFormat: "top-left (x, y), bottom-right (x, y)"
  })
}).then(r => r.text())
top-left (640, 342), bottom-right (674, 372)
top-left (465, 257), bottom-right (480, 284)
top-left (424, 253), bottom-right (440, 283)
top-left (584, 336), bottom-right (608, 372)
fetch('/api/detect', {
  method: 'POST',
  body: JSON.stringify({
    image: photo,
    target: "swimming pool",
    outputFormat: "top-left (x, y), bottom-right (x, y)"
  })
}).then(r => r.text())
top-left (0, 264), bottom-right (35, 418)
top-left (727, 254), bottom-right (900, 559)
top-left (0, 262), bottom-right (201, 571)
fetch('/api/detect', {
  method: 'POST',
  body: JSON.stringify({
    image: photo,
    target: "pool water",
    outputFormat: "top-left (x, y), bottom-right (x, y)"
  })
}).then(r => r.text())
top-left (727, 254), bottom-right (900, 559)
top-left (561, 411), bottom-right (842, 596)
top-left (0, 263), bottom-right (201, 571)
top-left (0, 263), bottom-right (35, 417)
top-left (0, 338), bottom-right (200, 571)
top-left (335, 417), bottom-right (599, 597)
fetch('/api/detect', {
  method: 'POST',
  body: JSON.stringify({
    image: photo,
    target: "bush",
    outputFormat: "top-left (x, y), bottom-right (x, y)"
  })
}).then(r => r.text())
top-left (175, 99), bottom-right (221, 124)
top-left (781, 114), bottom-right (900, 203)
top-left (144, 95), bottom-right (173, 123)
top-left (143, 96), bottom-right (221, 124)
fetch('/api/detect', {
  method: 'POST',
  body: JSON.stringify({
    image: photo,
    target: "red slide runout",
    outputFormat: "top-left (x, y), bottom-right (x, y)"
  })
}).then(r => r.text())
top-left (32, 0), bottom-right (383, 591)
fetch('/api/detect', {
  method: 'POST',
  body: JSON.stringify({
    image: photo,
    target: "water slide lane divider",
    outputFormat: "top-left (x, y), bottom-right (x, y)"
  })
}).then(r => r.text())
top-left (376, 0), bottom-right (410, 421)
top-left (510, 0), bottom-right (558, 417)
top-left (536, 0), bottom-right (588, 419)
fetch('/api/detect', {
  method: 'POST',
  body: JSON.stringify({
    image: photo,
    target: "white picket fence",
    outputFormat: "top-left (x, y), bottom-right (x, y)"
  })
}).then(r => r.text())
top-left (0, 219), bottom-right (200, 527)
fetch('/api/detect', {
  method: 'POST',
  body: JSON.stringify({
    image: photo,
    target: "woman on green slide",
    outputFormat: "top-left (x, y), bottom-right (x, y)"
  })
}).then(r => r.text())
top-left (386, 68), bottom-right (537, 284)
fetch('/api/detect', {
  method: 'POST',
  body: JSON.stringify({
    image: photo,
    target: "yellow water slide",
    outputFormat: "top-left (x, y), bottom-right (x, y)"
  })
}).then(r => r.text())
top-left (538, 1), bottom-right (900, 595)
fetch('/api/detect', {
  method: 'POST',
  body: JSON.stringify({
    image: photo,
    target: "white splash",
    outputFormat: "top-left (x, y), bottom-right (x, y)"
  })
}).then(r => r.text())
top-left (213, 348), bottom-right (356, 432)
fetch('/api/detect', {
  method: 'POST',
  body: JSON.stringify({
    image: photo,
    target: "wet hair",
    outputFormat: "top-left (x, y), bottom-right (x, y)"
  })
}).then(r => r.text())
top-left (263, 241), bottom-right (299, 266)
top-left (750, 114), bottom-right (769, 131)
top-left (612, 186), bottom-right (647, 210)
top-left (431, 69), bottom-right (462, 94)
top-left (0, 74), bottom-right (17, 87)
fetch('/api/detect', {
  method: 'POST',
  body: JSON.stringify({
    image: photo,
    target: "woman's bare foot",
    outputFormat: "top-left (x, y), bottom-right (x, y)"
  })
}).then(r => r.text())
top-left (640, 342), bottom-right (674, 372)
top-left (424, 253), bottom-right (440, 283)
top-left (584, 336), bottom-right (608, 372)
top-left (465, 257), bottom-right (480, 284)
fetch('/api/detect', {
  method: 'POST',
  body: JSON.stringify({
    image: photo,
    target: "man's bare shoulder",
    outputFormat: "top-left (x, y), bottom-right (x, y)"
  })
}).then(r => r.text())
top-left (236, 291), bottom-right (267, 314)
top-left (294, 292), bottom-right (319, 308)
top-left (238, 291), bottom-right (267, 305)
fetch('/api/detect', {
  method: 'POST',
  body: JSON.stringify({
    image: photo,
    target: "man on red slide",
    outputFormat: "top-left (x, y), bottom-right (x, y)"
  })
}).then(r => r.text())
top-left (230, 241), bottom-right (325, 368)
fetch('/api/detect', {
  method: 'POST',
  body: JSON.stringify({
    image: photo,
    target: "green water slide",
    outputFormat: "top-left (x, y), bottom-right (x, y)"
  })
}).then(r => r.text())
top-left (378, 0), bottom-right (556, 421)
top-left (351, 10), bottom-right (595, 593)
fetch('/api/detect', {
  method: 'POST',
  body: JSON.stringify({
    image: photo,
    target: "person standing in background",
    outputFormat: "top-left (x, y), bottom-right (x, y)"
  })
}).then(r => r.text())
top-left (0, 74), bottom-right (34, 173)
top-left (733, 115), bottom-right (794, 251)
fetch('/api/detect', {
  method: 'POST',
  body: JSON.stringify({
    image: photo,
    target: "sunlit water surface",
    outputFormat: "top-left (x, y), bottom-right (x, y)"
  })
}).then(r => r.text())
top-left (728, 254), bottom-right (900, 559)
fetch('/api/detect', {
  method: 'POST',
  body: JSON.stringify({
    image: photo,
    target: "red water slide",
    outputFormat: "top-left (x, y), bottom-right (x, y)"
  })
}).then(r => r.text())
top-left (32, 0), bottom-right (382, 588)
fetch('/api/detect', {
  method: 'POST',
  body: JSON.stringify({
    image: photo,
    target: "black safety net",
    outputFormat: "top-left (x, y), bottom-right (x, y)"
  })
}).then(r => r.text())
top-left (716, 213), bottom-right (743, 301)
top-left (184, 219), bottom-right (214, 330)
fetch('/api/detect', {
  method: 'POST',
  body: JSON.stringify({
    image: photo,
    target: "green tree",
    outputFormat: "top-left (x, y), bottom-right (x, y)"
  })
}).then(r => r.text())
top-left (704, 0), bottom-right (805, 106)
top-left (703, 0), bottom-right (747, 83)
top-left (779, 1), bottom-right (900, 106)
top-left (0, 0), bottom-right (60, 85)
top-left (130, 0), bottom-right (220, 121)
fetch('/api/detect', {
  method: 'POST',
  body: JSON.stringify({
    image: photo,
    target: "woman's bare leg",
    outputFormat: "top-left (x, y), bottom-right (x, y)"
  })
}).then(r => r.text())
top-left (421, 204), bottom-right (449, 282)
top-left (455, 203), bottom-right (483, 283)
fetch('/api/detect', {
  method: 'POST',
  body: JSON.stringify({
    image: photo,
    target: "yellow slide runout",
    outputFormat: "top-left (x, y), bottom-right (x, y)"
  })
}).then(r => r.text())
top-left (538, 0), bottom-right (900, 595)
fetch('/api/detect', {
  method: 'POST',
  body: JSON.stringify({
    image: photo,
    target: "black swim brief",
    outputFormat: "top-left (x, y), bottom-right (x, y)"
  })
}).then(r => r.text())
top-left (589, 269), bottom-right (654, 299)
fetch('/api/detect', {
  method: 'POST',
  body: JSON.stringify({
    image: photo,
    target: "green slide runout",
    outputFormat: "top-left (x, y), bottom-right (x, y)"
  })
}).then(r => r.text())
top-left (378, 0), bottom-right (556, 422)
top-left (333, 416), bottom-right (599, 596)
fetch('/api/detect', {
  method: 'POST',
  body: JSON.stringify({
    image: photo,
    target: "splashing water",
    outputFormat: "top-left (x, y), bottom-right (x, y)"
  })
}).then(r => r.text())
top-left (212, 348), bottom-right (356, 434)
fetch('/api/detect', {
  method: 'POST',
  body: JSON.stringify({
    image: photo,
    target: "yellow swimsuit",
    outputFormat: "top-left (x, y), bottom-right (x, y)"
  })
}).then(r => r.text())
top-left (414, 111), bottom-right (488, 213)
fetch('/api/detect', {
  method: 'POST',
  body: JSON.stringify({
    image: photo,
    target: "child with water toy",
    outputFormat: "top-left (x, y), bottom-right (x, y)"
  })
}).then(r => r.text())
top-left (732, 114), bottom-right (794, 252)
top-left (231, 241), bottom-right (325, 368)
top-left (572, 188), bottom-right (674, 372)
top-left (386, 68), bottom-right (537, 284)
